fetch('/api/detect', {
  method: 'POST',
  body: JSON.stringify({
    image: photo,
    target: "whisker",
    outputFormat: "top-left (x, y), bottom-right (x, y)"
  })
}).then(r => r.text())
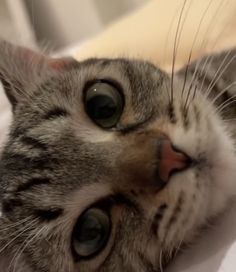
top-left (185, 84), bottom-right (198, 113)
top-left (0, 223), bottom-right (33, 241)
top-left (159, 249), bottom-right (164, 272)
top-left (216, 95), bottom-right (236, 114)
top-left (10, 226), bottom-right (46, 272)
top-left (163, 1), bottom-right (191, 102)
top-left (174, 238), bottom-right (184, 258)
top-left (197, 0), bottom-right (228, 54)
top-left (170, 0), bottom-right (188, 104)
top-left (162, 3), bottom-right (180, 70)
top-left (195, 50), bottom-right (236, 115)
top-left (210, 81), bottom-right (236, 106)
top-left (181, 0), bottom-right (215, 102)
top-left (0, 216), bottom-right (33, 233)
top-left (196, 0), bottom-right (233, 96)
top-left (184, 0), bottom-right (230, 110)
top-left (183, 0), bottom-right (228, 110)
top-left (199, 52), bottom-right (236, 114)
top-left (205, 51), bottom-right (236, 99)
top-left (175, 0), bottom-right (193, 61)
top-left (0, 219), bottom-right (38, 254)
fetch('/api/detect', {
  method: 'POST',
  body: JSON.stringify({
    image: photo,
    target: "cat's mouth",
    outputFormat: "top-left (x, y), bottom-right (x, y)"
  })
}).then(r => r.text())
top-left (158, 140), bottom-right (193, 183)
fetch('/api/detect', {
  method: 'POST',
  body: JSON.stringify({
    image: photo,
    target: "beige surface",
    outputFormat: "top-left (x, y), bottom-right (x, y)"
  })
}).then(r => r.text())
top-left (75, 0), bottom-right (236, 71)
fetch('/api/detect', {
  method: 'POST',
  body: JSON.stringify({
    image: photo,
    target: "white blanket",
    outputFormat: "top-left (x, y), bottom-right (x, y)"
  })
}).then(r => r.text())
top-left (0, 81), bottom-right (235, 271)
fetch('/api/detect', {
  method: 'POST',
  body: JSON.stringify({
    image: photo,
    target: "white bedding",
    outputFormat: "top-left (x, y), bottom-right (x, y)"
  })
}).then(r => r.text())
top-left (0, 78), bottom-right (235, 271)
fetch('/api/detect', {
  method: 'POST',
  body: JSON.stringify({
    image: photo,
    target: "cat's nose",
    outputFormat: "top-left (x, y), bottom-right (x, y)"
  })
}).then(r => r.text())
top-left (158, 140), bottom-right (190, 182)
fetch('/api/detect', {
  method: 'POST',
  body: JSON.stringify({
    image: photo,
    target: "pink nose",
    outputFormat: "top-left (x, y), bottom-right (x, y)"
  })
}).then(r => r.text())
top-left (159, 140), bottom-right (190, 182)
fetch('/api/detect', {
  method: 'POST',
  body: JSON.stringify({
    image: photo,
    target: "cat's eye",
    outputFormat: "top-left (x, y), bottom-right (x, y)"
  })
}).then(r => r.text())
top-left (85, 82), bottom-right (124, 128)
top-left (72, 208), bottom-right (111, 258)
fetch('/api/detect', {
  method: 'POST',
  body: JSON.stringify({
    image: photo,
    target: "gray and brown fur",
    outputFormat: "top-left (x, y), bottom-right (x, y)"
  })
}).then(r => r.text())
top-left (0, 39), bottom-right (235, 272)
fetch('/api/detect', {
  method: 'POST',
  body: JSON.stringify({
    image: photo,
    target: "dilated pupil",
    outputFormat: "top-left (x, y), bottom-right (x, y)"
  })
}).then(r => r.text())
top-left (73, 208), bottom-right (111, 258)
top-left (87, 95), bottom-right (116, 120)
top-left (77, 216), bottom-right (103, 243)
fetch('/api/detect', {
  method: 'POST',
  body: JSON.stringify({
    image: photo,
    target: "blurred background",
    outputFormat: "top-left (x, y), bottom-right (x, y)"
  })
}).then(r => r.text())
top-left (0, 0), bottom-right (148, 52)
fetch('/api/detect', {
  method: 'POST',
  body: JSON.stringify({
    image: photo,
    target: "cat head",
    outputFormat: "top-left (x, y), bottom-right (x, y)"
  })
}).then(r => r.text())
top-left (0, 40), bottom-right (235, 272)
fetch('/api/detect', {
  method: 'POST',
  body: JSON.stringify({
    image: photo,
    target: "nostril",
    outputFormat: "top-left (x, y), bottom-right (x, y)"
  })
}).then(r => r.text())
top-left (158, 140), bottom-right (191, 183)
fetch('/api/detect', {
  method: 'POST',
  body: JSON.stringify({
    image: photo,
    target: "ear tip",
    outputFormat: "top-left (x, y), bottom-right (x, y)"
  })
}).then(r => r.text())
top-left (0, 39), bottom-right (46, 109)
top-left (0, 39), bottom-right (79, 110)
top-left (0, 38), bottom-right (78, 71)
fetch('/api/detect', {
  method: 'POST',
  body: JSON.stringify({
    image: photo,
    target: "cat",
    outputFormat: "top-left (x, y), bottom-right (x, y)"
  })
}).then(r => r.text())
top-left (0, 39), bottom-right (235, 272)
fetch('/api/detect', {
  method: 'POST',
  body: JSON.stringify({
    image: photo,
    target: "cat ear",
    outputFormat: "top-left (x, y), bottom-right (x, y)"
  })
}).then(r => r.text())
top-left (0, 40), bottom-right (76, 109)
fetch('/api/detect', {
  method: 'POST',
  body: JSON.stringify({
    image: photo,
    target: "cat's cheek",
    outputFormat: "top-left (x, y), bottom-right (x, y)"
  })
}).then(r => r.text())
top-left (0, 255), bottom-right (8, 272)
top-left (206, 133), bottom-right (236, 215)
top-left (198, 114), bottom-right (236, 215)
top-left (0, 254), bottom-right (30, 272)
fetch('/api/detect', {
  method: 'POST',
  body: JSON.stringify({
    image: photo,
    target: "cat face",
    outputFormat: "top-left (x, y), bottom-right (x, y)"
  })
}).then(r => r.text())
top-left (0, 41), bottom-right (235, 272)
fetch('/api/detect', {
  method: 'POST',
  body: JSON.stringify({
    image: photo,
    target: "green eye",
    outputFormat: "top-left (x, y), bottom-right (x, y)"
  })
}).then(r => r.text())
top-left (85, 82), bottom-right (124, 128)
top-left (72, 208), bottom-right (111, 258)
